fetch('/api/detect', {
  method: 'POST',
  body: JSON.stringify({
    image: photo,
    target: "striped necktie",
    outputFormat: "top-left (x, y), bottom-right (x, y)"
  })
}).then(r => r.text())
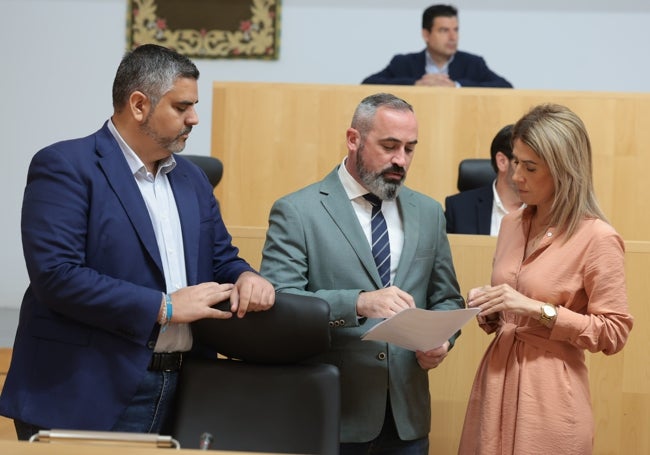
top-left (363, 193), bottom-right (391, 288)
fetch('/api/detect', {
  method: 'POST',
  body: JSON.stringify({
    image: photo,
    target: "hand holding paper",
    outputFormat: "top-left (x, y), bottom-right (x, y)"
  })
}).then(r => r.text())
top-left (361, 307), bottom-right (480, 351)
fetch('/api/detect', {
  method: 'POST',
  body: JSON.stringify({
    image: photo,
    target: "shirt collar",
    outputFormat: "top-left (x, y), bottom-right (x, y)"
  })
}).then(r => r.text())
top-left (107, 119), bottom-right (176, 177)
top-left (337, 157), bottom-right (369, 201)
top-left (425, 50), bottom-right (455, 73)
top-left (492, 179), bottom-right (508, 215)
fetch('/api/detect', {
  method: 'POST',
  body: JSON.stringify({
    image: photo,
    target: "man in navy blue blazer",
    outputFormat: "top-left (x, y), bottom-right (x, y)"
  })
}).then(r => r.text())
top-left (362, 4), bottom-right (512, 88)
top-left (445, 125), bottom-right (523, 235)
top-left (0, 44), bottom-right (275, 439)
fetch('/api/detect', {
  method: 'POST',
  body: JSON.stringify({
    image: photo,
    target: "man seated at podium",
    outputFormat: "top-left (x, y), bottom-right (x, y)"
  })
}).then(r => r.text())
top-left (362, 4), bottom-right (512, 88)
top-left (445, 124), bottom-right (523, 235)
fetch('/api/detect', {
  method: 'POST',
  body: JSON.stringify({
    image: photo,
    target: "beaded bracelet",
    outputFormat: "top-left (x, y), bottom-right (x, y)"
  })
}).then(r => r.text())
top-left (160, 293), bottom-right (173, 333)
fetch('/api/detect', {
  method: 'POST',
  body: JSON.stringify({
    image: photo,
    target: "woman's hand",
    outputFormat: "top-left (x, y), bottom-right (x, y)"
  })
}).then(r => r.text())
top-left (467, 284), bottom-right (541, 319)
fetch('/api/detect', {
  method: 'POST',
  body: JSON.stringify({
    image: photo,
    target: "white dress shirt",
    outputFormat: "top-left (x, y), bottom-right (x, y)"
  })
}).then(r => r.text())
top-left (108, 120), bottom-right (191, 352)
top-left (337, 159), bottom-right (404, 285)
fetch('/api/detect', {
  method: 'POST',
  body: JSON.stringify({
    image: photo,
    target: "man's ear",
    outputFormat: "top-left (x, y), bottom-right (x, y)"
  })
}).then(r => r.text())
top-left (495, 151), bottom-right (511, 173)
top-left (128, 91), bottom-right (150, 123)
top-left (346, 127), bottom-right (360, 151)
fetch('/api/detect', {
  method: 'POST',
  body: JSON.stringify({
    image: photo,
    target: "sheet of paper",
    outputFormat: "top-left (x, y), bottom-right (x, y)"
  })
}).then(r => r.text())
top-left (361, 307), bottom-right (481, 351)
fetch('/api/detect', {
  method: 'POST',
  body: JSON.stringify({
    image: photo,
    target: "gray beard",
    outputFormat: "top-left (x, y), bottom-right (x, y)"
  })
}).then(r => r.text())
top-left (356, 152), bottom-right (403, 200)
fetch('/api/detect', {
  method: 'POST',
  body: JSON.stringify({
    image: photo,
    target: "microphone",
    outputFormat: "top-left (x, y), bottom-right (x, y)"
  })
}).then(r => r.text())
top-left (199, 432), bottom-right (213, 450)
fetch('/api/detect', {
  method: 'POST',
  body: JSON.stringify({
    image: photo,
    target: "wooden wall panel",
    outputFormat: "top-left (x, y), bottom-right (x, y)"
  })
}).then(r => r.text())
top-left (4, 84), bottom-right (648, 451)
top-left (222, 231), bottom-right (649, 455)
top-left (211, 83), bottom-right (650, 452)
top-left (0, 237), bottom-right (647, 453)
top-left (0, 349), bottom-right (14, 440)
top-left (212, 82), bottom-right (650, 241)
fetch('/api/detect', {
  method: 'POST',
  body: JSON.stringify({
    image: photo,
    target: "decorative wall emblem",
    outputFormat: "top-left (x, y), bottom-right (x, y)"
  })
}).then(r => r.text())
top-left (127, 0), bottom-right (280, 59)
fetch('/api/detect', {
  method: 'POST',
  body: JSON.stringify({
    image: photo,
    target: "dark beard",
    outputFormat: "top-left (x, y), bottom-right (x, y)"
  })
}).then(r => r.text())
top-left (141, 114), bottom-right (191, 154)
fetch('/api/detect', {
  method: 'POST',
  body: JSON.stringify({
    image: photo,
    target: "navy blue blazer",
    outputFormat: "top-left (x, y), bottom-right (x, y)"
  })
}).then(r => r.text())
top-left (362, 49), bottom-right (512, 88)
top-left (444, 184), bottom-right (494, 235)
top-left (0, 122), bottom-right (255, 430)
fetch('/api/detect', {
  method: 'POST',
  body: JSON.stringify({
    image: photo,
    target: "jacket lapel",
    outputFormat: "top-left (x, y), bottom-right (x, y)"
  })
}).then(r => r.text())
top-left (319, 170), bottom-right (381, 287)
top-left (476, 187), bottom-right (494, 235)
top-left (95, 125), bottom-right (165, 277)
top-left (167, 163), bottom-right (200, 284)
top-left (393, 189), bottom-right (418, 287)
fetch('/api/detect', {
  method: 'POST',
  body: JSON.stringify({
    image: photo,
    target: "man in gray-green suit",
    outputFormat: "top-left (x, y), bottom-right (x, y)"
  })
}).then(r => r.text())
top-left (260, 93), bottom-right (464, 454)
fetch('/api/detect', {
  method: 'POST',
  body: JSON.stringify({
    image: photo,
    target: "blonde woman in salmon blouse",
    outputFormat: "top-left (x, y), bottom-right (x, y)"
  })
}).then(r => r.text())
top-left (458, 103), bottom-right (634, 455)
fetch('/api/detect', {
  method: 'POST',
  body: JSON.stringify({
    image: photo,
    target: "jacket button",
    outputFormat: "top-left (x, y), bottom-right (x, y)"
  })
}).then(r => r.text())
top-left (147, 341), bottom-right (156, 349)
top-left (377, 352), bottom-right (386, 361)
top-left (328, 321), bottom-right (335, 328)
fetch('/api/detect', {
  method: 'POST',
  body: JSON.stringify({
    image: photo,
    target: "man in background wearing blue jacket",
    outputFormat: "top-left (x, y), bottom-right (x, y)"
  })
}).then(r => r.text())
top-left (362, 4), bottom-right (512, 88)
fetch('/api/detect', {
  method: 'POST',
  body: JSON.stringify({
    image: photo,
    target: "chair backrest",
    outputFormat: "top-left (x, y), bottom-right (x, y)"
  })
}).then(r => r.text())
top-left (456, 158), bottom-right (496, 192)
top-left (182, 154), bottom-right (223, 188)
top-left (171, 292), bottom-right (340, 454)
top-left (192, 292), bottom-right (331, 364)
top-left (172, 359), bottom-right (340, 454)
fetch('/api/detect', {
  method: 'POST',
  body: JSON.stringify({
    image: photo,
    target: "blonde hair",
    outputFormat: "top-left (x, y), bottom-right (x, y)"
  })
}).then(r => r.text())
top-left (512, 103), bottom-right (607, 239)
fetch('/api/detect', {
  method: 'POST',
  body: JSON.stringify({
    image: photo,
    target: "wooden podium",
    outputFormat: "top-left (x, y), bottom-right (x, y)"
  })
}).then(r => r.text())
top-left (212, 82), bottom-right (650, 241)
top-left (210, 83), bottom-right (650, 454)
top-left (1, 84), bottom-right (648, 454)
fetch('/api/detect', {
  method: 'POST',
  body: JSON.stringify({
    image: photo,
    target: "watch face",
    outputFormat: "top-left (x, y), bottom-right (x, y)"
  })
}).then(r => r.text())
top-left (543, 305), bottom-right (557, 318)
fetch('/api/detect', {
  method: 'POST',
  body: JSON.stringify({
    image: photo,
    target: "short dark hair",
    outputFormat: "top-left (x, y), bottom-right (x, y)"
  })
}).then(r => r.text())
top-left (351, 93), bottom-right (414, 137)
top-left (112, 44), bottom-right (200, 112)
top-left (422, 4), bottom-right (458, 31)
top-left (489, 124), bottom-right (514, 172)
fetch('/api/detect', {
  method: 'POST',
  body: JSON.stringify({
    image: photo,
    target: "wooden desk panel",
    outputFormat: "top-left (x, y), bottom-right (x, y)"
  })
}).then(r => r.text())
top-left (211, 82), bottom-right (650, 452)
top-left (0, 439), bottom-right (270, 454)
top-left (438, 235), bottom-right (649, 455)
top-left (225, 229), bottom-right (649, 454)
top-left (212, 82), bottom-right (650, 241)
top-left (2, 232), bottom-right (647, 454)
top-left (0, 348), bottom-right (13, 440)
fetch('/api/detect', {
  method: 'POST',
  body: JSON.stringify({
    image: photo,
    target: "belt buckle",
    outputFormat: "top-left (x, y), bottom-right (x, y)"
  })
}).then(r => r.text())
top-left (149, 352), bottom-right (182, 372)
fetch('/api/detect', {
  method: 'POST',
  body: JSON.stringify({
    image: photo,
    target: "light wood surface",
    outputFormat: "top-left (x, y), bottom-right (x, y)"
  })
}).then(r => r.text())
top-left (1, 237), bottom-right (647, 453)
top-left (2, 84), bottom-right (648, 453)
top-left (212, 82), bottom-right (650, 241)
top-left (0, 439), bottom-right (270, 454)
top-left (433, 236), bottom-right (650, 454)
top-left (211, 82), bottom-right (650, 453)
top-left (0, 349), bottom-right (13, 440)
top-left (218, 229), bottom-right (650, 455)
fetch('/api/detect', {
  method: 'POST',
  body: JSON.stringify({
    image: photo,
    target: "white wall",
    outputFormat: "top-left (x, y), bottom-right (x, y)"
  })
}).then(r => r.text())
top-left (1, 0), bottom-right (649, 310)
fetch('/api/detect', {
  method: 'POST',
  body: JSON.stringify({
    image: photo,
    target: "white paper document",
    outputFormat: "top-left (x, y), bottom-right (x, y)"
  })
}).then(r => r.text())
top-left (361, 307), bottom-right (481, 352)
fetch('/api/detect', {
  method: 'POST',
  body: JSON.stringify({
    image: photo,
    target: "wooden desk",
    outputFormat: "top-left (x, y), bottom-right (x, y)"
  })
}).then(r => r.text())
top-left (0, 439), bottom-right (271, 454)
top-left (2, 236), bottom-right (648, 454)
top-left (210, 83), bottom-right (650, 452)
top-left (0, 349), bottom-right (13, 440)
top-left (220, 230), bottom-right (650, 454)
top-left (212, 82), bottom-right (650, 241)
top-left (432, 235), bottom-right (650, 454)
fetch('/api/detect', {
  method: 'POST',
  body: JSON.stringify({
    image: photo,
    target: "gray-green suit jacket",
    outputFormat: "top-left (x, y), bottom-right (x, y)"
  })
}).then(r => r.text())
top-left (260, 167), bottom-right (464, 443)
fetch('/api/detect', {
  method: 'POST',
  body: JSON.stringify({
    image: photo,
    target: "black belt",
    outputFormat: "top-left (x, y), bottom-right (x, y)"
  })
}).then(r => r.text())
top-left (148, 352), bottom-right (183, 372)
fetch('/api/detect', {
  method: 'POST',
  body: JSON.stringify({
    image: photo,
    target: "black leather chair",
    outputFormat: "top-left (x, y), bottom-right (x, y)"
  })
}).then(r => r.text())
top-left (182, 154), bottom-right (224, 188)
top-left (171, 293), bottom-right (340, 454)
top-left (456, 158), bottom-right (496, 192)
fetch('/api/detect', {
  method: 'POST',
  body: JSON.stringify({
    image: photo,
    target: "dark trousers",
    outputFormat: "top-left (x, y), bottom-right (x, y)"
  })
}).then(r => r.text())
top-left (339, 402), bottom-right (429, 455)
top-left (13, 369), bottom-right (178, 440)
